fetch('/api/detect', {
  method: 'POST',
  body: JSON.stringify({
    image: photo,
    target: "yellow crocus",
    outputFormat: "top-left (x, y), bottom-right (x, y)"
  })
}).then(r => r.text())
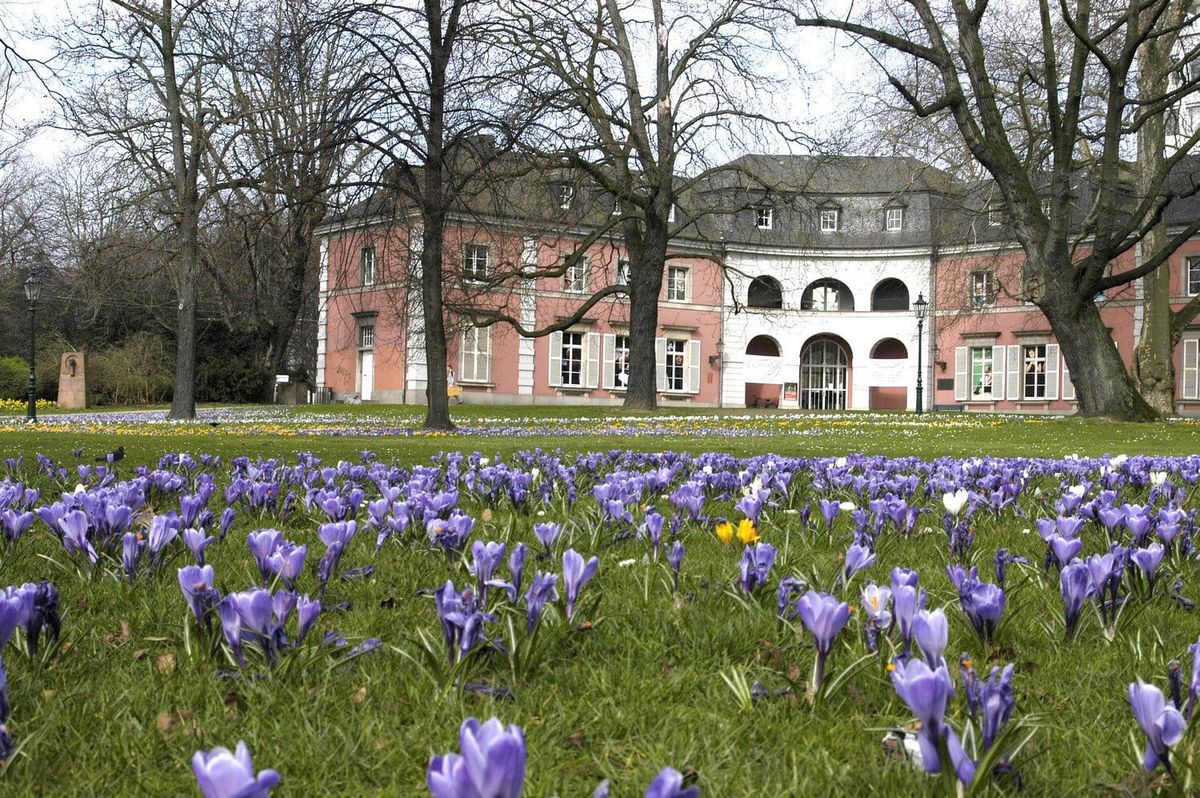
top-left (736, 519), bottom-right (759, 545)
top-left (715, 521), bottom-right (733, 545)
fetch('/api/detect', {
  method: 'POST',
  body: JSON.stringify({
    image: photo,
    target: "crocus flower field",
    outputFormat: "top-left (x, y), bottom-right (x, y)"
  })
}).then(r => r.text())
top-left (1, 409), bottom-right (1200, 794)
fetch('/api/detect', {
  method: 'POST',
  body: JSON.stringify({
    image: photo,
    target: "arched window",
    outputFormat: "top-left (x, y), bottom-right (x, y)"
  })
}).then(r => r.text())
top-left (870, 338), bottom-right (908, 359)
top-left (747, 276), bottom-right (783, 309)
top-left (801, 279), bottom-right (855, 312)
top-left (800, 338), bottom-right (850, 409)
top-left (746, 335), bottom-right (781, 357)
top-left (871, 279), bottom-right (910, 311)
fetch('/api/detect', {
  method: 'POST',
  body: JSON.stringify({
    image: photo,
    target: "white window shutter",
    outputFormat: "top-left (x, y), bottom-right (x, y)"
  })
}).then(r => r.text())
top-left (687, 340), bottom-right (701, 394)
top-left (1006, 345), bottom-right (1021, 400)
top-left (585, 333), bottom-right (600, 389)
top-left (602, 334), bottom-right (616, 390)
top-left (991, 345), bottom-right (1006, 400)
top-left (459, 330), bottom-right (471, 382)
top-left (953, 347), bottom-right (968, 401)
top-left (1046, 343), bottom-right (1059, 400)
top-left (481, 327), bottom-right (491, 383)
top-left (1184, 339), bottom-right (1199, 400)
top-left (655, 337), bottom-right (668, 392)
top-left (1062, 350), bottom-right (1075, 400)
top-left (548, 331), bottom-right (562, 388)
top-left (685, 268), bottom-right (692, 302)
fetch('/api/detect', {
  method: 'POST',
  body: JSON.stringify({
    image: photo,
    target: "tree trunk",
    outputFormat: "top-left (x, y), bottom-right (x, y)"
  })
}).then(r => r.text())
top-left (1043, 291), bottom-right (1158, 420)
top-left (421, 214), bottom-right (452, 429)
top-left (1135, 262), bottom-right (1176, 415)
top-left (623, 221), bottom-right (668, 411)
top-left (169, 221), bottom-right (199, 419)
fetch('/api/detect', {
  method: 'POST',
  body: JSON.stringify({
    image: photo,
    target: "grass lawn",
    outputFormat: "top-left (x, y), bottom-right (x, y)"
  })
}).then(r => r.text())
top-left (0, 405), bottom-right (1196, 795)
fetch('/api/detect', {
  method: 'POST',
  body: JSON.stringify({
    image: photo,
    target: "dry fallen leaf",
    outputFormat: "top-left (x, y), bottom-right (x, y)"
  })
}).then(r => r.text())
top-left (155, 712), bottom-right (178, 735)
top-left (104, 621), bottom-right (131, 647)
top-left (132, 649), bottom-right (148, 660)
top-left (352, 685), bottom-right (368, 704)
top-left (155, 653), bottom-right (176, 674)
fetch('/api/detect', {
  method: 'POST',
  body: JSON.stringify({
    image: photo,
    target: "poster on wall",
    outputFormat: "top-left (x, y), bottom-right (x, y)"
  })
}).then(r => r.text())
top-left (783, 382), bottom-right (798, 401)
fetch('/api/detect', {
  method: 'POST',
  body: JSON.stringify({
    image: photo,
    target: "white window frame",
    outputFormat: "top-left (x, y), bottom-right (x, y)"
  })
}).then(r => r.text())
top-left (809, 284), bottom-right (840, 312)
top-left (564, 257), bottom-right (587, 293)
top-left (1183, 338), bottom-right (1200, 400)
top-left (1187, 257), bottom-right (1200, 296)
top-left (1040, 199), bottom-right (1052, 217)
top-left (885, 207), bottom-right (903, 232)
top-left (557, 184), bottom-right (573, 210)
top-left (969, 346), bottom-right (994, 400)
top-left (756, 208), bottom-right (773, 230)
top-left (988, 206), bottom-right (1003, 226)
top-left (616, 260), bottom-right (632, 286)
top-left (819, 208), bottom-right (839, 232)
top-left (604, 333), bottom-right (631, 391)
top-left (970, 270), bottom-right (995, 308)
top-left (460, 325), bottom-right (491, 384)
top-left (463, 243), bottom-right (490, 282)
top-left (668, 204), bottom-right (677, 224)
top-left (360, 245), bottom-right (376, 287)
top-left (1022, 344), bottom-right (1048, 399)
top-left (666, 266), bottom-right (690, 303)
top-left (665, 338), bottom-right (686, 392)
top-left (358, 323), bottom-right (375, 349)
top-left (559, 331), bottom-right (585, 387)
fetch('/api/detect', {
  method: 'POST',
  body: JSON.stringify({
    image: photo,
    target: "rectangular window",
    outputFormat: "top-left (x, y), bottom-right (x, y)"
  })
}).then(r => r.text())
top-left (557, 184), bottom-right (573, 210)
top-left (970, 347), bottom-right (994, 399)
top-left (987, 206), bottom-right (1003, 226)
top-left (360, 245), bottom-right (376, 286)
top-left (559, 331), bottom-right (584, 387)
top-left (668, 204), bottom-right (677, 224)
top-left (665, 338), bottom-right (686, 392)
top-left (616, 260), bottom-right (632, 286)
top-left (358, 323), bottom-right (375, 348)
top-left (970, 271), bottom-right (996, 307)
top-left (666, 266), bottom-right (689, 302)
top-left (1040, 199), bottom-right (1052, 217)
top-left (460, 326), bottom-right (491, 383)
top-left (819, 208), bottom-right (839, 232)
top-left (756, 208), bottom-right (773, 230)
top-left (613, 334), bottom-right (630, 390)
top-left (563, 257), bottom-right (587, 293)
top-left (463, 243), bottom-right (489, 282)
top-left (885, 208), bottom-right (903, 232)
top-left (1188, 257), bottom-right (1200, 296)
top-left (1022, 344), bottom-right (1048, 399)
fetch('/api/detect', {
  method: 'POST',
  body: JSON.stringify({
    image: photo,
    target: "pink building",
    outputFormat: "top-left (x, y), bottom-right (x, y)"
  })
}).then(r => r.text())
top-left (315, 155), bottom-right (1200, 414)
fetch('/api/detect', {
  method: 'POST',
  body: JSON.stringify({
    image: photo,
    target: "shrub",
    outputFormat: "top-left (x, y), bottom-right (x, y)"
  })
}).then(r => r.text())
top-left (0, 356), bottom-right (26, 400)
top-left (88, 332), bottom-right (174, 406)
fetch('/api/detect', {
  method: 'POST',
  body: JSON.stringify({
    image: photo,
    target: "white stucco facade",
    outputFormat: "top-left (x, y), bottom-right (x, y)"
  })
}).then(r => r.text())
top-left (721, 246), bottom-right (935, 410)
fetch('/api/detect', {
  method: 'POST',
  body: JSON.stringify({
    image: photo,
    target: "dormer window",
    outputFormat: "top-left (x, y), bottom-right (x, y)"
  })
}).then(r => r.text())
top-left (556, 184), bottom-right (573, 210)
top-left (987, 205), bottom-right (1003, 226)
top-left (885, 207), bottom-right (903, 232)
top-left (756, 208), bottom-right (773, 230)
top-left (819, 207), bottom-right (840, 232)
top-left (668, 204), bottom-right (677, 224)
top-left (1040, 199), bottom-right (1052, 217)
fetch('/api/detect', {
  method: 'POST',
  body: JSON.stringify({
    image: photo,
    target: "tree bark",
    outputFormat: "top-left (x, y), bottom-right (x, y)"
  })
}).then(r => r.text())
top-left (1135, 260), bottom-right (1176, 415)
top-left (623, 219), bottom-right (668, 411)
top-left (1042, 287), bottom-right (1158, 421)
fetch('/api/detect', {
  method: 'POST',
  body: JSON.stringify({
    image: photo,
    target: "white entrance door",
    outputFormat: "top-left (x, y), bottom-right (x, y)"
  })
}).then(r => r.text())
top-left (358, 350), bottom-right (374, 400)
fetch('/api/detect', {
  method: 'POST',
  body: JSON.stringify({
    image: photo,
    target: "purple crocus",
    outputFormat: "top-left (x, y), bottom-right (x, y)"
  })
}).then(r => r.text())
top-left (178, 565), bottom-right (219, 627)
top-left (524, 572), bottom-right (558, 633)
top-left (427, 717), bottom-right (525, 798)
top-left (266, 542), bottom-right (306, 591)
top-left (890, 658), bottom-right (975, 784)
top-left (122, 532), bottom-right (145, 582)
top-left (644, 767), bottom-right (699, 798)
top-left (1048, 535), bottom-right (1082, 570)
top-left (796, 590), bottom-right (851, 692)
top-left (192, 741), bottom-right (280, 798)
top-left (818, 498), bottom-right (840, 529)
top-left (295, 595), bottom-right (321, 645)
top-left (961, 582), bottom-right (1005, 645)
top-left (183, 528), bottom-right (215, 566)
top-left (893, 584), bottom-right (926, 653)
top-left (471, 541), bottom-right (507, 602)
top-left (247, 530), bottom-right (283, 582)
top-left (1131, 544), bottom-right (1165, 594)
top-left (913, 608), bottom-right (948, 668)
top-left (843, 543), bottom-right (875, 583)
top-left (562, 549), bottom-right (598, 621)
top-left (1059, 560), bottom-right (1091, 642)
top-left (978, 664), bottom-right (1016, 752)
top-left (667, 541), bottom-right (685, 592)
top-left (1129, 681), bottom-right (1187, 775)
top-left (738, 543), bottom-right (777, 594)
top-left (58, 510), bottom-right (97, 565)
top-left (533, 522), bottom-right (562, 554)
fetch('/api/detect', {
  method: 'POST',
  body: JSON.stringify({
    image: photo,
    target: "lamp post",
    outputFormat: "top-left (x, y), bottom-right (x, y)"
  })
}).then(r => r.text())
top-left (914, 293), bottom-right (928, 415)
top-left (23, 270), bottom-right (41, 422)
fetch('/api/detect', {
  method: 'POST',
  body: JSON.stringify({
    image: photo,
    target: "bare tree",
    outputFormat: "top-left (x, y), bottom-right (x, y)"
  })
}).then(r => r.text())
top-left (795, 0), bottom-right (1200, 420)
top-left (45, 0), bottom-right (243, 419)
top-left (504, 0), bottom-right (799, 410)
top-left (205, 0), bottom-right (373, 399)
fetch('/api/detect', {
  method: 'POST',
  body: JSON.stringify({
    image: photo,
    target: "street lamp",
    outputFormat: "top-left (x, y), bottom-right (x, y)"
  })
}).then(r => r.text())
top-left (23, 270), bottom-right (41, 422)
top-left (914, 292), bottom-right (928, 415)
